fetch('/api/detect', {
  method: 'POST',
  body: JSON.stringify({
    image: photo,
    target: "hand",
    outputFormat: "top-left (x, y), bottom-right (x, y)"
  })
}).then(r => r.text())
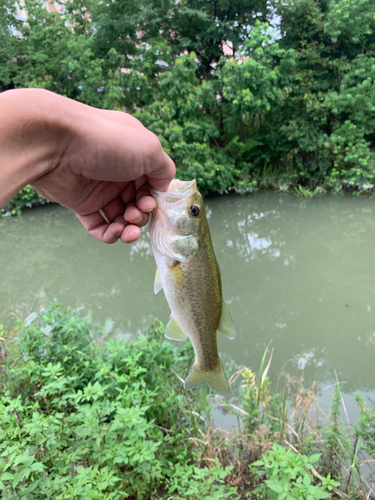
top-left (0, 89), bottom-right (175, 243)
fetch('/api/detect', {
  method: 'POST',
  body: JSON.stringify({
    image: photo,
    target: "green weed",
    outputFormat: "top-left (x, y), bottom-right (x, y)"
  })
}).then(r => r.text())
top-left (251, 443), bottom-right (339, 499)
top-left (0, 304), bottom-right (236, 499)
top-left (1, 305), bottom-right (374, 499)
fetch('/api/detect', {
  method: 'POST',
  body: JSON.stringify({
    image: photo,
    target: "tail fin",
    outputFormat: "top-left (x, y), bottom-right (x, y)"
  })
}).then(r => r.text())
top-left (184, 362), bottom-right (230, 397)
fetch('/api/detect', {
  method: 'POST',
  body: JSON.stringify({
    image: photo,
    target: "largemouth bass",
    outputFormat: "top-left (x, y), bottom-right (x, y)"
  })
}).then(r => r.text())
top-left (149, 179), bottom-right (236, 396)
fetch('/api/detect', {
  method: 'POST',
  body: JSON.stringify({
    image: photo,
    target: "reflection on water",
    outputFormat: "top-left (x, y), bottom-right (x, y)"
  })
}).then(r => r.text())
top-left (1, 192), bottom-right (375, 401)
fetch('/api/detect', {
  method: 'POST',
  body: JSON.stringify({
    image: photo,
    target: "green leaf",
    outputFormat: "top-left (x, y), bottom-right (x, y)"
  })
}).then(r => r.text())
top-left (266, 479), bottom-right (283, 493)
top-left (13, 455), bottom-right (33, 465)
top-left (309, 454), bottom-right (321, 464)
top-left (303, 474), bottom-right (311, 486)
top-left (31, 463), bottom-right (45, 472)
top-left (1, 472), bottom-right (13, 481)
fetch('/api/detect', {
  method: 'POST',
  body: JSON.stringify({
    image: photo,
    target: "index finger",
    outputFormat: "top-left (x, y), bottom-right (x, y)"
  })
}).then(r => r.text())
top-left (136, 183), bottom-right (157, 213)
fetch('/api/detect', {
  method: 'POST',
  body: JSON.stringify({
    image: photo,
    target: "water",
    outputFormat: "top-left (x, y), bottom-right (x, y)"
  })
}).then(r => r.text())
top-left (1, 191), bottom-right (375, 421)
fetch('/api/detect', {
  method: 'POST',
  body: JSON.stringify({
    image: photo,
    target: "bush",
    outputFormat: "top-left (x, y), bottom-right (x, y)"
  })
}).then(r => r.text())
top-left (1, 306), bottom-right (373, 498)
top-left (3, 0), bottom-right (375, 201)
top-left (0, 186), bottom-right (48, 217)
top-left (252, 443), bottom-right (338, 499)
top-left (0, 305), bottom-right (236, 499)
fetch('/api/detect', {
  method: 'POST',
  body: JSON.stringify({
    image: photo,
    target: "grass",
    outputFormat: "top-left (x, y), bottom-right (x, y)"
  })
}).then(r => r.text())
top-left (0, 305), bottom-right (374, 499)
top-left (210, 346), bottom-right (375, 498)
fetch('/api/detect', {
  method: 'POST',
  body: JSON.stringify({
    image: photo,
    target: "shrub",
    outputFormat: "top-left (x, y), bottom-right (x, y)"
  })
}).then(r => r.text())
top-left (1, 186), bottom-right (48, 217)
top-left (0, 304), bottom-right (236, 499)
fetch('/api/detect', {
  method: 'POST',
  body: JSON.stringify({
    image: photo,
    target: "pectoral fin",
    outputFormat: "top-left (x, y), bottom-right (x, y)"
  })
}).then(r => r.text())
top-left (217, 301), bottom-right (236, 340)
top-left (172, 235), bottom-right (198, 259)
top-left (154, 267), bottom-right (163, 294)
top-left (165, 315), bottom-right (187, 341)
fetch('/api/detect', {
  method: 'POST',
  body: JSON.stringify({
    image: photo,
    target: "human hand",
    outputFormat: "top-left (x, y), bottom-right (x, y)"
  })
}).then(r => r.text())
top-left (0, 89), bottom-right (175, 243)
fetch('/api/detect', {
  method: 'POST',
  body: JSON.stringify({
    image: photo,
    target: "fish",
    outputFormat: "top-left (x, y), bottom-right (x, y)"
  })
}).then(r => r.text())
top-left (149, 179), bottom-right (236, 396)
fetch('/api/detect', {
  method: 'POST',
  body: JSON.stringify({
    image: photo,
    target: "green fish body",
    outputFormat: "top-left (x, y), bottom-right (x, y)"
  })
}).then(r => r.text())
top-left (149, 179), bottom-right (236, 396)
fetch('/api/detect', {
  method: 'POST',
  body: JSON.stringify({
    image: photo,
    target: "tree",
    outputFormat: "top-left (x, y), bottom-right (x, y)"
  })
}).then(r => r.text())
top-left (0, 0), bottom-right (24, 91)
top-left (89, 0), bottom-right (272, 78)
top-left (276, 0), bottom-right (375, 185)
top-left (2, 0), bottom-right (375, 197)
top-left (0, 0), bottom-right (122, 108)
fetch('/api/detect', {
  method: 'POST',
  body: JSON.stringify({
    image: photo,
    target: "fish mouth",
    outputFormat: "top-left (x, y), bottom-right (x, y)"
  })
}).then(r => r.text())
top-left (150, 179), bottom-right (197, 204)
top-left (167, 179), bottom-right (196, 194)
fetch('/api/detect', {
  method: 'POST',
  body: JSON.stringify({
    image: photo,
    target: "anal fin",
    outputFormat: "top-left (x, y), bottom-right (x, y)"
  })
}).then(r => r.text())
top-left (165, 315), bottom-right (187, 341)
top-left (154, 267), bottom-right (163, 294)
top-left (217, 300), bottom-right (236, 340)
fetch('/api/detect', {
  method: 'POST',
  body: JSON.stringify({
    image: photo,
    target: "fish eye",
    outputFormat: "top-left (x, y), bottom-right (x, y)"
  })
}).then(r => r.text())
top-left (189, 205), bottom-right (200, 217)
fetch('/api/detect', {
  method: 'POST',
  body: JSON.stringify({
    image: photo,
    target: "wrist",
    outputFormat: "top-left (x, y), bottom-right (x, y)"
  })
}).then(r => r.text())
top-left (0, 89), bottom-right (78, 208)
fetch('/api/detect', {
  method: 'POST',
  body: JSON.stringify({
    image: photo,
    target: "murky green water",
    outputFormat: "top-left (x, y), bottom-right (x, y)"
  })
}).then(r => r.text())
top-left (1, 191), bottom-right (375, 419)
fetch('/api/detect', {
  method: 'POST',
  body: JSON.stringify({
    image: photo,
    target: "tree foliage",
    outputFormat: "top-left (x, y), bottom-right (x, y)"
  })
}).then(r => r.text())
top-left (1, 0), bottom-right (375, 198)
top-left (277, 0), bottom-right (375, 187)
top-left (0, 0), bottom-right (23, 92)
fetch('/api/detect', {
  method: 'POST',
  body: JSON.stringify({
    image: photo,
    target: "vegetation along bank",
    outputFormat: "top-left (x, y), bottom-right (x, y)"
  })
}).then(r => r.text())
top-left (0, 305), bottom-right (374, 498)
top-left (2, 0), bottom-right (375, 217)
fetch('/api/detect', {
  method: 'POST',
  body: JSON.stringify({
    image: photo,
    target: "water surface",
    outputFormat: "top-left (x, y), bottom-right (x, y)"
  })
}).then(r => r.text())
top-left (1, 191), bottom-right (374, 415)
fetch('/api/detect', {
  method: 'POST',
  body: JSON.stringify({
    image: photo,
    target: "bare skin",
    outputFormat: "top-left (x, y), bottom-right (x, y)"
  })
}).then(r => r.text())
top-left (0, 89), bottom-right (175, 243)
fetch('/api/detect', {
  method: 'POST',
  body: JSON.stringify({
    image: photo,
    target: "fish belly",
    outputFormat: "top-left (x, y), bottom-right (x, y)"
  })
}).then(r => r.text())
top-left (161, 248), bottom-right (230, 396)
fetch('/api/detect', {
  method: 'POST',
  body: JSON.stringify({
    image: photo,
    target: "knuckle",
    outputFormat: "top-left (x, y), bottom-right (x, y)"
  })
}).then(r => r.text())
top-left (145, 131), bottom-right (163, 157)
top-left (167, 157), bottom-right (176, 178)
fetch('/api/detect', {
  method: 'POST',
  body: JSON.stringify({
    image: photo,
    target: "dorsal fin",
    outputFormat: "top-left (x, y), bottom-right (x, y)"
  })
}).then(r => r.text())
top-left (217, 300), bottom-right (236, 340)
top-left (165, 315), bottom-right (187, 341)
top-left (154, 267), bottom-right (163, 294)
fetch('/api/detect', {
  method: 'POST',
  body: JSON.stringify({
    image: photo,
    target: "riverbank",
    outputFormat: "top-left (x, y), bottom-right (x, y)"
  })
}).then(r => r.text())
top-left (1, 186), bottom-right (50, 217)
top-left (1, 192), bottom-right (375, 432)
top-left (2, 176), bottom-right (374, 218)
top-left (0, 305), bottom-right (373, 498)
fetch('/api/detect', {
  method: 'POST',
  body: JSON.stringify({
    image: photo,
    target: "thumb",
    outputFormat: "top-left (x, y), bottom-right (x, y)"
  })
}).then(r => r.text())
top-left (146, 151), bottom-right (176, 192)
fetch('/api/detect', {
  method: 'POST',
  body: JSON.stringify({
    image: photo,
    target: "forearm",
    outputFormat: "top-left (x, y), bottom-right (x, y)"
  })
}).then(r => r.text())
top-left (0, 89), bottom-right (75, 208)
